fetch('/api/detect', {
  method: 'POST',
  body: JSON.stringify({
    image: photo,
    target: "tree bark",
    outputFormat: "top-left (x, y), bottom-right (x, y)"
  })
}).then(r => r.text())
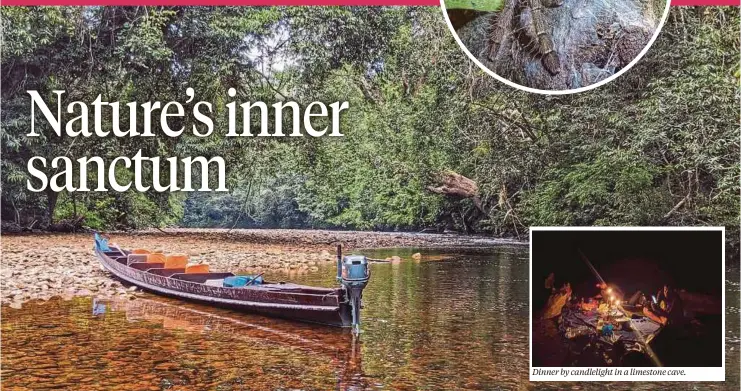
top-left (427, 171), bottom-right (485, 213)
top-left (45, 190), bottom-right (59, 225)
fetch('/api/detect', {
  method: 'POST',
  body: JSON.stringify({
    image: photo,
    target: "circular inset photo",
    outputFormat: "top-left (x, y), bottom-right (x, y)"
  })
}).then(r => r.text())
top-left (441, 0), bottom-right (671, 94)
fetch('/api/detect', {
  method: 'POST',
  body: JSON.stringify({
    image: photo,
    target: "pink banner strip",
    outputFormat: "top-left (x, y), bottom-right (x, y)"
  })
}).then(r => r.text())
top-left (1, 0), bottom-right (436, 4)
top-left (0, 0), bottom-right (738, 7)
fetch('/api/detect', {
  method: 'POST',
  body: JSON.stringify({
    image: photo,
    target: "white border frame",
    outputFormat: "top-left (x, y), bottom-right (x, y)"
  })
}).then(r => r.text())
top-left (439, 0), bottom-right (673, 95)
top-left (529, 226), bottom-right (726, 381)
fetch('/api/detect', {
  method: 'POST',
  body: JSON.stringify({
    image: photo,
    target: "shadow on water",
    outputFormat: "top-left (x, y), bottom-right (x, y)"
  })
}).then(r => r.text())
top-left (1, 247), bottom-right (739, 390)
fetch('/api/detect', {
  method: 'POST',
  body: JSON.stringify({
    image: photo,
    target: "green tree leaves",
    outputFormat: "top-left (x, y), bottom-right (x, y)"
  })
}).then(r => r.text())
top-left (1, 6), bottom-right (737, 253)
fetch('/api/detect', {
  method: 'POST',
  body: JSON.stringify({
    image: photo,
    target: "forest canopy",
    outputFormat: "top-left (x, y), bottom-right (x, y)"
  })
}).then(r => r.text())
top-left (1, 6), bottom-right (738, 257)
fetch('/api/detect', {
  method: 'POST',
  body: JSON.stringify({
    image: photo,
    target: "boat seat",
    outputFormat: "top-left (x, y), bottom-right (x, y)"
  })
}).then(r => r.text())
top-left (147, 253), bottom-right (166, 264)
top-left (185, 264), bottom-right (209, 274)
top-left (164, 254), bottom-right (188, 269)
top-left (204, 279), bottom-right (225, 287)
top-left (127, 254), bottom-right (149, 265)
top-left (132, 248), bottom-right (151, 254)
top-left (171, 272), bottom-right (234, 283)
top-left (130, 262), bottom-right (164, 271)
top-left (147, 268), bottom-right (186, 277)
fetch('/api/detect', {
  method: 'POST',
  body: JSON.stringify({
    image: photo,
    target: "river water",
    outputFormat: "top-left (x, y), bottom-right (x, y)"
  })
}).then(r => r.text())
top-left (2, 246), bottom-right (739, 390)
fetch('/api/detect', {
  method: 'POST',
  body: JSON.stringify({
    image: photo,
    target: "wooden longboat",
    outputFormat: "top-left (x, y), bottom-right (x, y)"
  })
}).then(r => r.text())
top-left (94, 244), bottom-right (362, 328)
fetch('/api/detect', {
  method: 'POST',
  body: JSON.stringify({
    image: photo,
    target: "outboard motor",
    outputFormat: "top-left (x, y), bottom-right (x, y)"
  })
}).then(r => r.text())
top-left (336, 245), bottom-right (370, 334)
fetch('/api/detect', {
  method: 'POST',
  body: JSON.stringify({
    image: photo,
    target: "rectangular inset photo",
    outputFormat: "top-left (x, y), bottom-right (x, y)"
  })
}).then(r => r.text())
top-left (529, 227), bottom-right (725, 382)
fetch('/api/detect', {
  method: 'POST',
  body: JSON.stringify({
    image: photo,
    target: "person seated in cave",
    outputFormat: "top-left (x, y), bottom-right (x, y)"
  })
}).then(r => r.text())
top-left (543, 282), bottom-right (572, 319)
top-left (642, 284), bottom-right (684, 326)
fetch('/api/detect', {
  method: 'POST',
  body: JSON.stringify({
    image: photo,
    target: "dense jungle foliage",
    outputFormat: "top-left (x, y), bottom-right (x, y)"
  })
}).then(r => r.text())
top-left (1, 7), bottom-right (739, 252)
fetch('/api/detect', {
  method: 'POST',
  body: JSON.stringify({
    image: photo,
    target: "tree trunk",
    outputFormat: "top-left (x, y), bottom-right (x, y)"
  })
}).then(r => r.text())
top-left (11, 198), bottom-right (20, 224)
top-left (46, 190), bottom-right (59, 225)
top-left (427, 171), bottom-right (485, 213)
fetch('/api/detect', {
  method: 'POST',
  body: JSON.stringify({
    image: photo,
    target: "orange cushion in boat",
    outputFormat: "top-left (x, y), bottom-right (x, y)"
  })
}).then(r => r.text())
top-left (132, 248), bottom-right (151, 254)
top-left (147, 253), bottom-right (166, 263)
top-left (165, 254), bottom-right (189, 269)
top-left (185, 264), bottom-right (209, 274)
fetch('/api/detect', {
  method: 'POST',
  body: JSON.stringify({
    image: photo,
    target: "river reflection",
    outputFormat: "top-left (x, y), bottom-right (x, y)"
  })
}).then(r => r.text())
top-left (1, 247), bottom-right (530, 390)
top-left (2, 247), bottom-right (739, 390)
top-left (2, 295), bottom-right (366, 390)
top-left (289, 247), bottom-right (533, 390)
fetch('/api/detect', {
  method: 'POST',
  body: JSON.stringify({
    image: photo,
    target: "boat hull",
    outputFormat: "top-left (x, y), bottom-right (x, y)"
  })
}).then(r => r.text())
top-left (95, 247), bottom-right (353, 327)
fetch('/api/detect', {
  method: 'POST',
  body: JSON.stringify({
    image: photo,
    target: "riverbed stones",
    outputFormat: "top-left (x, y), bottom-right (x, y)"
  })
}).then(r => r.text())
top-left (3, 229), bottom-right (501, 306)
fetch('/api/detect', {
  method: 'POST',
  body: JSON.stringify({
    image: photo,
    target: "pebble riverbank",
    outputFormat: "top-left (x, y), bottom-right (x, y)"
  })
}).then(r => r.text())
top-left (1, 228), bottom-right (524, 308)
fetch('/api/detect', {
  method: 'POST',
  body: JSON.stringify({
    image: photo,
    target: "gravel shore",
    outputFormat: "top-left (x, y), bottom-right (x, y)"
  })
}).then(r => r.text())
top-left (1, 228), bottom-right (523, 308)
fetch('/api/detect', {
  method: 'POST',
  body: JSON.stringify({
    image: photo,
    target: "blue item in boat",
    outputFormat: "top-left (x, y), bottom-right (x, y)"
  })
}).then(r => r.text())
top-left (602, 324), bottom-right (614, 336)
top-left (223, 275), bottom-right (263, 287)
top-left (94, 233), bottom-right (111, 251)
